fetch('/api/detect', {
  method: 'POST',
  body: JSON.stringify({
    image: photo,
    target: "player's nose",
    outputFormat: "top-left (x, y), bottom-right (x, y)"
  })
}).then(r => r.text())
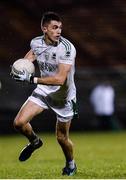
top-left (57, 28), bottom-right (62, 34)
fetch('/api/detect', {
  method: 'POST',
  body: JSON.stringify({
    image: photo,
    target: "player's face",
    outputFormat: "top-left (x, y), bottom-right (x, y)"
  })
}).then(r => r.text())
top-left (42, 20), bottom-right (62, 44)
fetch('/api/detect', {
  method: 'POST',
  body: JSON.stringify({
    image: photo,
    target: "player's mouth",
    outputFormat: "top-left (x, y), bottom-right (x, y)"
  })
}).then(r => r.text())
top-left (55, 35), bottom-right (60, 40)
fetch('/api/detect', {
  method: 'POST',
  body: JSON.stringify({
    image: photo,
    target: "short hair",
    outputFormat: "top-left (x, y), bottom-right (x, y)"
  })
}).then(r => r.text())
top-left (41, 11), bottom-right (62, 27)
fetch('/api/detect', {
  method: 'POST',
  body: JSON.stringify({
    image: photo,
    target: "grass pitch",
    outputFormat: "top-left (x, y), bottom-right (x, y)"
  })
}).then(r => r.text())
top-left (0, 131), bottom-right (126, 179)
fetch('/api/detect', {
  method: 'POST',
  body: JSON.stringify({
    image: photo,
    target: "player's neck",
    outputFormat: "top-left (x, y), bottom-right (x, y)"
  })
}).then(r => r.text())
top-left (43, 36), bottom-right (58, 46)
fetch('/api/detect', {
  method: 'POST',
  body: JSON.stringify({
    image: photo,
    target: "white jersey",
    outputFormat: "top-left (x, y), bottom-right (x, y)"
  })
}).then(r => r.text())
top-left (30, 35), bottom-right (76, 108)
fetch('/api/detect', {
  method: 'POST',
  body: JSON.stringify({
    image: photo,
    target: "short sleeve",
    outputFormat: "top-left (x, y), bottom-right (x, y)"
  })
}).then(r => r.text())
top-left (30, 36), bottom-right (43, 56)
top-left (59, 43), bottom-right (76, 65)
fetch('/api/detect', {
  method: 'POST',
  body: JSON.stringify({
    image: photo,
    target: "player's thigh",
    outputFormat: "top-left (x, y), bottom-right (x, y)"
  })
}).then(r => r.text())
top-left (15, 100), bottom-right (44, 124)
top-left (56, 120), bottom-right (71, 138)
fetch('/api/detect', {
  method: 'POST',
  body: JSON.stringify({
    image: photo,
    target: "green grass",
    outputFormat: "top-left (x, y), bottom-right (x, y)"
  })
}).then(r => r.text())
top-left (0, 131), bottom-right (126, 178)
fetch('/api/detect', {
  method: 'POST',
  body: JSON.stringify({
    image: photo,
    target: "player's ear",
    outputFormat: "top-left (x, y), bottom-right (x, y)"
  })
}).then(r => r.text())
top-left (41, 26), bottom-right (47, 33)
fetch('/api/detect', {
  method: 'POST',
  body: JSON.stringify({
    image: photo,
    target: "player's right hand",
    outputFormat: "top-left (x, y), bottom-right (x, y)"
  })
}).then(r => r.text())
top-left (10, 69), bottom-right (34, 84)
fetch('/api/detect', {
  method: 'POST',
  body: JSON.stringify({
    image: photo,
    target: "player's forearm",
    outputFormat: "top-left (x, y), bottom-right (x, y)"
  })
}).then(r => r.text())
top-left (34, 75), bottom-right (65, 86)
top-left (24, 50), bottom-right (36, 62)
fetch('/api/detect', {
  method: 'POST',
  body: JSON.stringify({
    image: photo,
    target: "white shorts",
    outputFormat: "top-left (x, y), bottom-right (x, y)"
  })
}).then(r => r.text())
top-left (27, 90), bottom-right (76, 122)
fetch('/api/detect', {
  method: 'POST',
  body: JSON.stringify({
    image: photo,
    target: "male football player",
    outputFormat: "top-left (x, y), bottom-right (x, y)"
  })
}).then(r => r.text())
top-left (11, 11), bottom-right (77, 176)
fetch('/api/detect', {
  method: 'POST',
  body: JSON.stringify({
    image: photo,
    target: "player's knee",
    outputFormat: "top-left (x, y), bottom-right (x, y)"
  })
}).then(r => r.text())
top-left (13, 118), bottom-right (24, 130)
top-left (57, 134), bottom-right (67, 144)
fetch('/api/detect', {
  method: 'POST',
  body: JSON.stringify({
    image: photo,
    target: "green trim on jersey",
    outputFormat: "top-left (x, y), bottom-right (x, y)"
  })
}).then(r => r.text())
top-left (60, 37), bottom-right (72, 52)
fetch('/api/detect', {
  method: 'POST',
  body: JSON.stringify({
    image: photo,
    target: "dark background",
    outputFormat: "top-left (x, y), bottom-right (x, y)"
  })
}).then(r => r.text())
top-left (1, 0), bottom-right (126, 133)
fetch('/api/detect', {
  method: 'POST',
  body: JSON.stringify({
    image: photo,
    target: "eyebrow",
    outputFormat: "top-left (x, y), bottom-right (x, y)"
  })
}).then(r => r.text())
top-left (52, 24), bottom-right (62, 28)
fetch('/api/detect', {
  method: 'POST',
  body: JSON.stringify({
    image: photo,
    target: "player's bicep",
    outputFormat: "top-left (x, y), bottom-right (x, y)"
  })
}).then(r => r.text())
top-left (59, 63), bottom-right (71, 74)
top-left (24, 49), bottom-right (36, 62)
top-left (56, 63), bottom-right (72, 84)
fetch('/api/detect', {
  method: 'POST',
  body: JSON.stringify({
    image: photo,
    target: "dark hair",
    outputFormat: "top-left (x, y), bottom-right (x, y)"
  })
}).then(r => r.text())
top-left (41, 11), bottom-right (62, 26)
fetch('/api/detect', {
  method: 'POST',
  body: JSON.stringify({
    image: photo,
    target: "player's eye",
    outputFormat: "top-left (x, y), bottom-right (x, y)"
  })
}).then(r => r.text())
top-left (52, 25), bottom-right (56, 29)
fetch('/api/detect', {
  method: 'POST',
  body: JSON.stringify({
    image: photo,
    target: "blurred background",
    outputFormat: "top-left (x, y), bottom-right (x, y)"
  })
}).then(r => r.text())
top-left (1, 0), bottom-right (126, 134)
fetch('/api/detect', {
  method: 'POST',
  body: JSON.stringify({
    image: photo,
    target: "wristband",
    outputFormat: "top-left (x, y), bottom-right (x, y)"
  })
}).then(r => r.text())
top-left (33, 77), bottom-right (38, 84)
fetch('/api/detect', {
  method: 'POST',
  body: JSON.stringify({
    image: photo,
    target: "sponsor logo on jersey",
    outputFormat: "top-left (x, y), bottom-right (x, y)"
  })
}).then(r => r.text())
top-left (39, 61), bottom-right (57, 72)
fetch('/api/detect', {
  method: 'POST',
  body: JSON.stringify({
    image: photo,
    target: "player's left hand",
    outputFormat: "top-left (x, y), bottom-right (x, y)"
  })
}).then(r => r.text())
top-left (11, 69), bottom-right (34, 84)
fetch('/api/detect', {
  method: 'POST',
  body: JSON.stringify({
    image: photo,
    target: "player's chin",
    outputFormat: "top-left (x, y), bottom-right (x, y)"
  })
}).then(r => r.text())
top-left (53, 39), bottom-right (59, 43)
top-left (51, 37), bottom-right (60, 45)
top-left (52, 39), bottom-right (59, 45)
top-left (54, 36), bottom-right (60, 42)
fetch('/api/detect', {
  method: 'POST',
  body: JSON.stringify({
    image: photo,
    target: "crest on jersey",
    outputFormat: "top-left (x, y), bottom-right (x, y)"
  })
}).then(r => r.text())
top-left (44, 52), bottom-right (49, 61)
